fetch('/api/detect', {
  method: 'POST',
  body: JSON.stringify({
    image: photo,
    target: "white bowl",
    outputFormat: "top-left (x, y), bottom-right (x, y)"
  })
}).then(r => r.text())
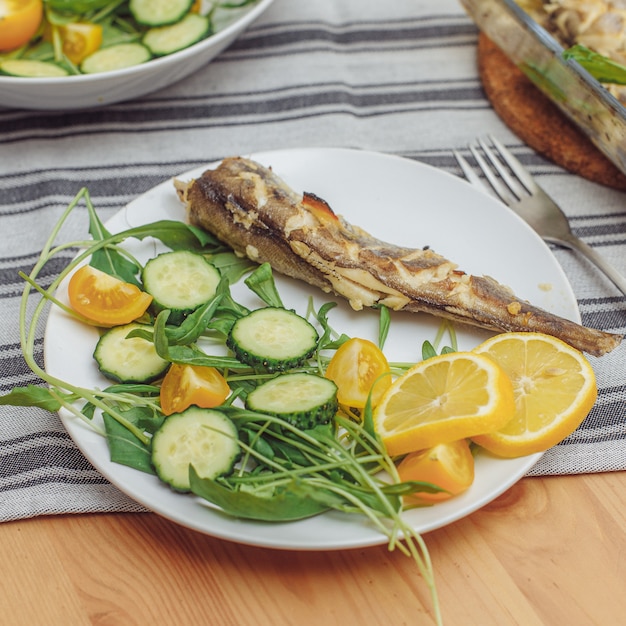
top-left (0, 0), bottom-right (275, 111)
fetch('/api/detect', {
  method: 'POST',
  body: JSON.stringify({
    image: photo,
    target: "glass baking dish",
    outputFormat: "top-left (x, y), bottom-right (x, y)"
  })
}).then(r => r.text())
top-left (459, 0), bottom-right (626, 176)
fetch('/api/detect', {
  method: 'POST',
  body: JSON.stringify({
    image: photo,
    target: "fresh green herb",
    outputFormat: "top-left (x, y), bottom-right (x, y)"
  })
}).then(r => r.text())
top-left (310, 301), bottom-right (350, 353)
top-left (378, 304), bottom-right (391, 349)
top-left (564, 44), bottom-right (626, 85)
top-left (243, 262), bottom-right (284, 308)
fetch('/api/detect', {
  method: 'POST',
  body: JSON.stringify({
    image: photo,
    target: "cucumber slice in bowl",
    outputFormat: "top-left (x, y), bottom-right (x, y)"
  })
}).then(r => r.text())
top-left (94, 323), bottom-right (169, 384)
top-left (0, 60), bottom-right (69, 78)
top-left (227, 307), bottom-right (318, 372)
top-left (245, 373), bottom-right (339, 430)
top-left (151, 407), bottom-right (240, 492)
top-left (144, 14), bottom-right (211, 57)
top-left (130, 0), bottom-right (194, 26)
top-left (142, 250), bottom-right (221, 325)
top-left (81, 43), bottom-right (152, 74)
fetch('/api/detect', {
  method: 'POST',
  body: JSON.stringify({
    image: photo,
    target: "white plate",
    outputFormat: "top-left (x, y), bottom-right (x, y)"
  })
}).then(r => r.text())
top-left (44, 147), bottom-right (579, 550)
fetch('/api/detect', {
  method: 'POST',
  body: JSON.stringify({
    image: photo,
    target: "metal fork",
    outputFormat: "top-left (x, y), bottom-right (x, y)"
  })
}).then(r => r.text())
top-left (454, 136), bottom-right (626, 296)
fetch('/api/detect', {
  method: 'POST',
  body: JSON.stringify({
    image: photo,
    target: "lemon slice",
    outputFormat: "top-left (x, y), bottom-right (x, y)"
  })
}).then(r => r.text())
top-left (472, 332), bottom-right (597, 458)
top-left (373, 352), bottom-right (515, 456)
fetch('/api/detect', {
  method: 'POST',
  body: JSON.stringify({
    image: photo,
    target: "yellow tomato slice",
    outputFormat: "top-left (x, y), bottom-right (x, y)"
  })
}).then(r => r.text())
top-left (68, 265), bottom-right (153, 327)
top-left (397, 439), bottom-right (475, 504)
top-left (325, 337), bottom-right (391, 409)
top-left (0, 0), bottom-right (43, 51)
top-left (160, 364), bottom-right (231, 416)
top-left (60, 22), bottom-right (103, 64)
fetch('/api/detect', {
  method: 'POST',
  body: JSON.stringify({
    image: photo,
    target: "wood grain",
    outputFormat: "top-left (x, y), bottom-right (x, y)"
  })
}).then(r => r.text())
top-left (2, 471), bottom-right (625, 625)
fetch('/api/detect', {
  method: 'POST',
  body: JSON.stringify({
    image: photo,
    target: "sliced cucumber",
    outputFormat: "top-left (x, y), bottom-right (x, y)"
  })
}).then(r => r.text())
top-left (227, 307), bottom-right (318, 372)
top-left (130, 0), bottom-right (194, 26)
top-left (142, 250), bottom-right (221, 325)
top-left (151, 407), bottom-right (240, 492)
top-left (94, 323), bottom-right (169, 384)
top-left (143, 14), bottom-right (211, 56)
top-left (81, 43), bottom-right (151, 74)
top-left (0, 60), bottom-right (69, 78)
top-left (245, 373), bottom-right (338, 429)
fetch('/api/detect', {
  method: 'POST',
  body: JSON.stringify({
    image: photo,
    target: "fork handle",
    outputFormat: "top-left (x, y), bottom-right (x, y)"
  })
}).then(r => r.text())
top-left (552, 234), bottom-right (626, 297)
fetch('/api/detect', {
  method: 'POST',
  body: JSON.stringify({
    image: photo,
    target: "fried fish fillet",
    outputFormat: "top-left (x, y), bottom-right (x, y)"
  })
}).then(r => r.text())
top-left (175, 157), bottom-right (622, 357)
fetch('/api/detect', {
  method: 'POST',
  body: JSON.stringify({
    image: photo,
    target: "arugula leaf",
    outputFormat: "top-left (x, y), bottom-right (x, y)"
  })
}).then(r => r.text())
top-left (0, 385), bottom-right (63, 411)
top-left (164, 291), bottom-right (225, 346)
top-left (165, 343), bottom-right (250, 370)
top-left (102, 383), bottom-right (161, 396)
top-left (142, 221), bottom-right (225, 251)
top-left (210, 252), bottom-right (255, 284)
top-left (91, 250), bottom-right (141, 286)
top-left (189, 469), bottom-right (333, 521)
top-left (240, 428), bottom-right (276, 461)
top-left (85, 197), bottom-right (141, 285)
top-left (422, 341), bottom-right (438, 361)
top-left (102, 412), bottom-right (155, 475)
top-left (314, 301), bottom-right (350, 351)
top-left (243, 263), bottom-right (284, 308)
top-left (106, 220), bottom-right (227, 253)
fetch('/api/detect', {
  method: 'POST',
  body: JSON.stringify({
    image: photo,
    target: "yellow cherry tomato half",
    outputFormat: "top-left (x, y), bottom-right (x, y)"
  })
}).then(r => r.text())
top-left (68, 265), bottom-right (153, 327)
top-left (397, 439), bottom-right (475, 505)
top-left (325, 337), bottom-right (391, 409)
top-left (0, 0), bottom-right (43, 52)
top-left (160, 364), bottom-right (231, 416)
top-left (60, 22), bottom-right (103, 64)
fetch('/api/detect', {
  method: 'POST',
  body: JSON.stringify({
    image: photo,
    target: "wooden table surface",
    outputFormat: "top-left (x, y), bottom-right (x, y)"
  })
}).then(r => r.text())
top-left (3, 470), bottom-right (625, 625)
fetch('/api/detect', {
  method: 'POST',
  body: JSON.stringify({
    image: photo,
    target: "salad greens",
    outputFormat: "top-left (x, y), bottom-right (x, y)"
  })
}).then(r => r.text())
top-left (0, 187), bottom-right (460, 626)
top-left (0, 0), bottom-right (261, 76)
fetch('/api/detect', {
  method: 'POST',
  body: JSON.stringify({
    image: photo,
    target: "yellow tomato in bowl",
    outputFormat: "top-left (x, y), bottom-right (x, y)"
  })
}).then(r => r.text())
top-left (60, 22), bottom-right (103, 64)
top-left (0, 0), bottom-right (43, 52)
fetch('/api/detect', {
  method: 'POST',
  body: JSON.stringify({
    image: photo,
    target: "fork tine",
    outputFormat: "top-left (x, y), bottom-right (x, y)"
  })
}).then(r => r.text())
top-left (453, 150), bottom-right (489, 192)
top-left (477, 137), bottom-right (528, 200)
top-left (468, 143), bottom-right (513, 204)
top-left (488, 135), bottom-right (540, 193)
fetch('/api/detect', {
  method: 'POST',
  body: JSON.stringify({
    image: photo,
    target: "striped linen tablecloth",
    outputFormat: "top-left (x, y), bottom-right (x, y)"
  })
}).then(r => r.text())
top-left (1, 0), bottom-right (625, 522)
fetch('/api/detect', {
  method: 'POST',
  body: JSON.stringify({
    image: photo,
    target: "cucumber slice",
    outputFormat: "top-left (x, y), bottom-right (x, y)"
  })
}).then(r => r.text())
top-left (227, 308), bottom-right (319, 372)
top-left (151, 407), bottom-right (240, 492)
top-left (81, 43), bottom-right (151, 74)
top-left (130, 0), bottom-right (194, 26)
top-left (94, 323), bottom-right (169, 384)
top-left (0, 60), bottom-right (69, 78)
top-left (143, 14), bottom-right (211, 57)
top-left (142, 250), bottom-right (221, 325)
top-left (245, 373), bottom-right (338, 429)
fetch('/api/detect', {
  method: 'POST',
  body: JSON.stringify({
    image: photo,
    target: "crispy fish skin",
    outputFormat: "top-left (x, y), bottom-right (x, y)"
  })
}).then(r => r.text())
top-left (175, 157), bottom-right (622, 357)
